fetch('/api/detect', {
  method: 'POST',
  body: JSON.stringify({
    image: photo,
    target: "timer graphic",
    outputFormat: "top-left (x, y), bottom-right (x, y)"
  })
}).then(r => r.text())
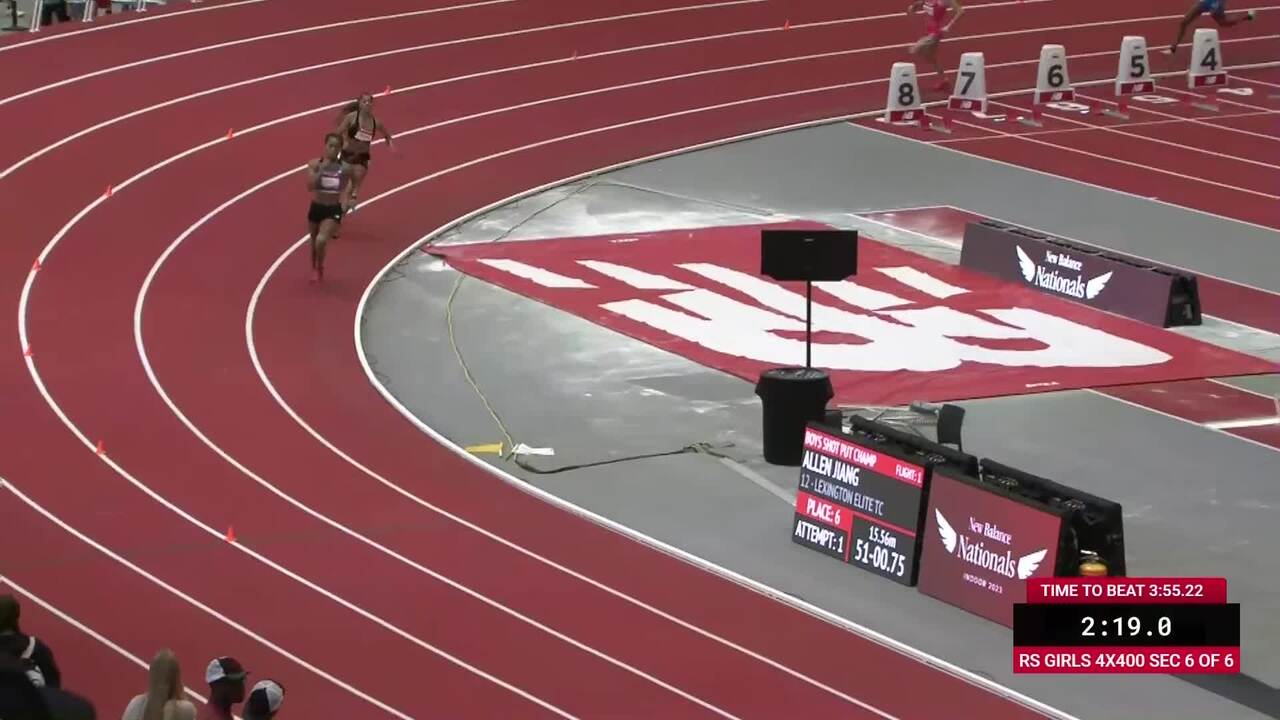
top-left (1014, 579), bottom-right (1241, 675)
top-left (1013, 603), bottom-right (1239, 648)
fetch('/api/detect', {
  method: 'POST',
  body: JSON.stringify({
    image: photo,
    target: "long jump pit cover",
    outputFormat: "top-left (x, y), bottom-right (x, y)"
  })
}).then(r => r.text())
top-left (430, 221), bottom-right (1278, 406)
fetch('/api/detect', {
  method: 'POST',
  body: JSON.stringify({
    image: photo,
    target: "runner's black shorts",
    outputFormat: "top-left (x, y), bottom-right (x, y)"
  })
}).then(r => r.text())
top-left (340, 150), bottom-right (371, 167)
top-left (307, 201), bottom-right (343, 224)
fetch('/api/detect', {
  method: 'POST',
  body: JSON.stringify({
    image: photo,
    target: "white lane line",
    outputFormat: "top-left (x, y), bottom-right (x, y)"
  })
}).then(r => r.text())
top-left (23, 6), bottom-right (1218, 719)
top-left (134, 172), bottom-right (741, 720)
top-left (716, 458), bottom-right (797, 504)
top-left (1205, 417), bottom-right (1280, 430)
top-left (984, 96), bottom-right (1280, 172)
top-left (0, 0), bottom-right (1089, 185)
top-left (0, 571), bottom-right (213, 708)
top-left (144, 91), bottom-right (929, 720)
top-left (939, 106), bottom-right (1280, 199)
top-left (16, 9), bottom-right (951, 710)
top-left (25, 40), bottom-right (1268, 720)
top-left (1206, 377), bottom-right (1280, 401)
top-left (208, 74), bottom-right (1085, 718)
top-left (1087, 390), bottom-right (1280, 455)
top-left (856, 57), bottom-right (1280, 233)
top-left (344, 101), bottom-right (1081, 720)
top-left (0, 479), bottom-right (417, 719)
top-left (0, 0), bottom-right (531, 108)
top-left (0, 0), bottom-right (264, 53)
top-left (933, 109), bottom-right (1275, 144)
top-left (1072, 88), bottom-right (1280, 143)
top-left (52, 12), bottom-right (1218, 712)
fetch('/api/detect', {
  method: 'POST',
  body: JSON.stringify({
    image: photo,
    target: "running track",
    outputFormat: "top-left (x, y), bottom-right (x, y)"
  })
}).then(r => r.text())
top-left (0, 1), bottom-right (1275, 717)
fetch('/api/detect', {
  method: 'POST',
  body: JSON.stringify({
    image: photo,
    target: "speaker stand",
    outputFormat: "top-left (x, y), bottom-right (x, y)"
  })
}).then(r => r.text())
top-left (805, 280), bottom-right (813, 369)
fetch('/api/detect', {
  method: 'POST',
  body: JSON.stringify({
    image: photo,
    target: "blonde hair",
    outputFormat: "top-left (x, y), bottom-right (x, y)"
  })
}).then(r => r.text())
top-left (141, 649), bottom-right (185, 720)
top-left (162, 701), bottom-right (196, 720)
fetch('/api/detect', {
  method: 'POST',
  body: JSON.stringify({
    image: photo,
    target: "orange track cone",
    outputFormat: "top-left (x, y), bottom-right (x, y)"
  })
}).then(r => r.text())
top-left (383, 84), bottom-right (392, 96)
top-left (225, 526), bottom-right (237, 542)
top-left (23, 345), bottom-right (32, 358)
top-left (783, 19), bottom-right (790, 30)
top-left (104, 185), bottom-right (113, 198)
top-left (95, 440), bottom-right (105, 456)
top-left (32, 259), bottom-right (41, 272)
top-left (226, 128), bottom-right (234, 139)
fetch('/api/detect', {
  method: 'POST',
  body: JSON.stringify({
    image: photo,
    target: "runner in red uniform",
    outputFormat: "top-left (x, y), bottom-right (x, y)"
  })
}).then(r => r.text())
top-left (907, 0), bottom-right (964, 90)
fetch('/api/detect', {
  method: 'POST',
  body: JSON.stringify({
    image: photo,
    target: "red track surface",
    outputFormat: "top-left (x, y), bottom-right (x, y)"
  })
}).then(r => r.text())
top-left (855, 25), bottom-right (1280, 229)
top-left (0, 1), bottom-right (1275, 718)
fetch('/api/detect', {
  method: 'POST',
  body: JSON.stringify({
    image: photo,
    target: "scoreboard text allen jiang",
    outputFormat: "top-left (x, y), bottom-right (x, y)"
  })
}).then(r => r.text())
top-left (791, 425), bottom-right (928, 586)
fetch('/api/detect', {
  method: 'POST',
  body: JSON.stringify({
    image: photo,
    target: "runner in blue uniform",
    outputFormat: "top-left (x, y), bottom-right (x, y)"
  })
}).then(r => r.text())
top-left (1168, 0), bottom-right (1255, 55)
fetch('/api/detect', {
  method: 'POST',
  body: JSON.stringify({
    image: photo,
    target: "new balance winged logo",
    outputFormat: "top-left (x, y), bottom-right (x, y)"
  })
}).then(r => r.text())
top-left (1015, 246), bottom-right (1112, 301)
top-left (1016, 246), bottom-right (1037, 282)
top-left (935, 509), bottom-right (1048, 580)
top-left (1085, 271), bottom-right (1112, 300)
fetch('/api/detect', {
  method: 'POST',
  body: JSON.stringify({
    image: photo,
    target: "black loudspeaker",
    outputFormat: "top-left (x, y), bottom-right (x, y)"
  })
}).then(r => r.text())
top-left (759, 229), bottom-right (859, 369)
top-left (760, 229), bottom-right (859, 282)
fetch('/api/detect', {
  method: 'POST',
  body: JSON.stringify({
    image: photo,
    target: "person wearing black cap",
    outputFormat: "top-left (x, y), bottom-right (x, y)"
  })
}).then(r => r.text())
top-left (243, 679), bottom-right (284, 720)
top-left (199, 657), bottom-right (247, 720)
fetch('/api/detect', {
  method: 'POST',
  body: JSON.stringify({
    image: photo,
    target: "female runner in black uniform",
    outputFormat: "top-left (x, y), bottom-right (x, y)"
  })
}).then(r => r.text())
top-left (335, 92), bottom-right (395, 212)
top-left (305, 133), bottom-right (351, 283)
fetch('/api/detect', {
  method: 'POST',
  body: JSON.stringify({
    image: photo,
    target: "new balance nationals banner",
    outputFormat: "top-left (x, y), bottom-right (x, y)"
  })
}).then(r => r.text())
top-left (918, 468), bottom-right (1067, 627)
top-left (431, 222), bottom-right (1277, 406)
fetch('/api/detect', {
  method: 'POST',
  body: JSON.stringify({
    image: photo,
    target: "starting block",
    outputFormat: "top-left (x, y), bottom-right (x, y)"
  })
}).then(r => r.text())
top-left (1021, 45), bottom-right (1074, 126)
top-left (1189, 28), bottom-right (1227, 89)
top-left (1105, 36), bottom-right (1154, 119)
top-left (1186, 28), bottom-right (1225, 110)
top-left (948, 52), bottom-right (989, 114)
top-left (884, 62), bottom-right (926, 126)
top-left (882, 62), bottom-right (951, 132)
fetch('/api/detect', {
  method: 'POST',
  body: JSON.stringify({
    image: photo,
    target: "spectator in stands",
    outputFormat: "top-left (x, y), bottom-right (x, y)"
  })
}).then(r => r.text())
top-left (242, 680), bottom-right (284, 720)
top-left (0, 593), bottom-right (62, 690)
top-left (0, 653), bottom-right (48, 720)
top-left (121, 648), bottom-right (196, 720)
top-left (199, 657), bottom-right (247, 720)
top-left (0, 654), bottom-right (96, 720)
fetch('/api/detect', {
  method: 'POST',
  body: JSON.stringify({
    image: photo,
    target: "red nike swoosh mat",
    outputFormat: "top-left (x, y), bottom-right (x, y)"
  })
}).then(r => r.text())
top-left (431, 222), bottom-right (1278, 406)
